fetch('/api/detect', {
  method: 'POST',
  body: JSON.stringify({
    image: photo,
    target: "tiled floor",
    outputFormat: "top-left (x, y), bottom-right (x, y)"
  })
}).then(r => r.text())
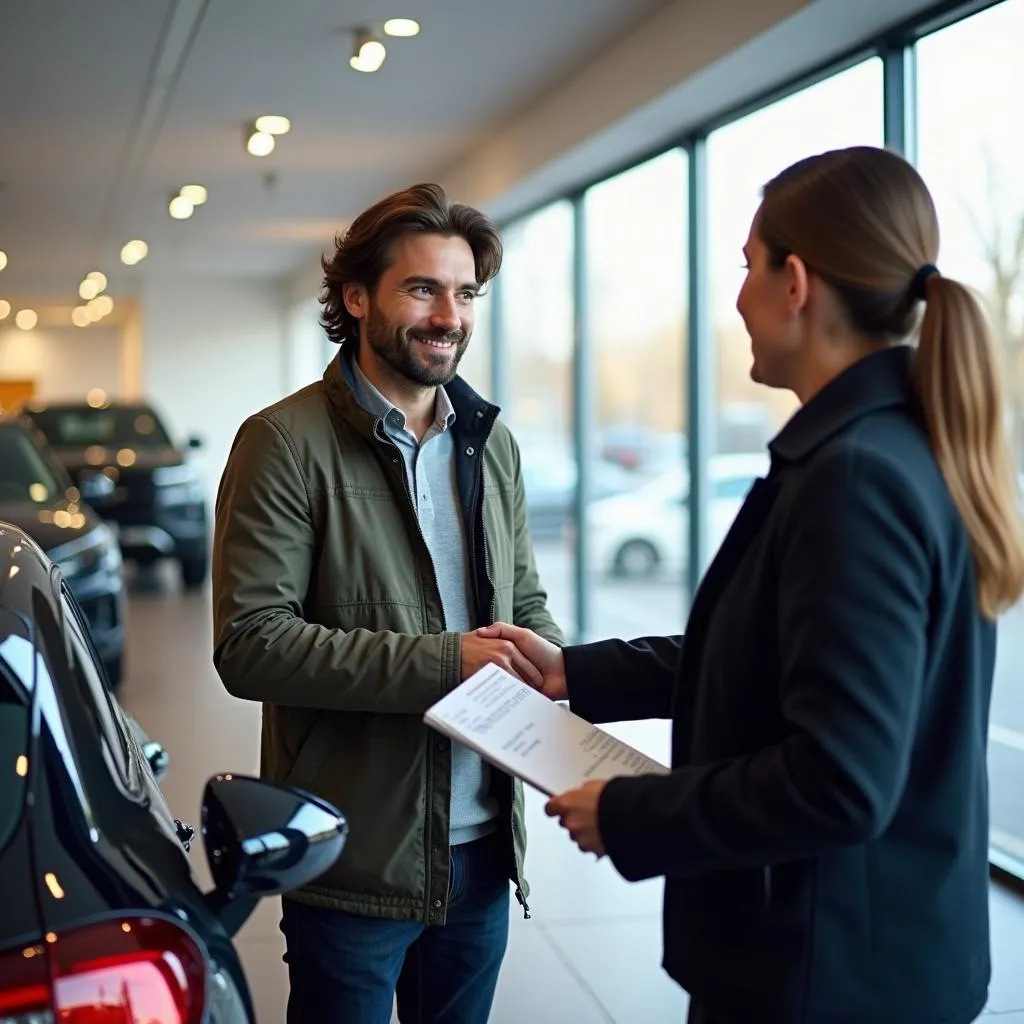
top-left (120, 565), bottom-right (1024, 1023)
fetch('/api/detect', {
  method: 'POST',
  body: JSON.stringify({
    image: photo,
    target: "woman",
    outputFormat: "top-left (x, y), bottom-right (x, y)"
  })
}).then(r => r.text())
top-left (479, 145), bottom-right (1024, 1023)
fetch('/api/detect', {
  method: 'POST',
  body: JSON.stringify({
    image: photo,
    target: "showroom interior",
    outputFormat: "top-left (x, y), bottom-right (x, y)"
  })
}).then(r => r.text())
top-left (2, 0), bottom-right (1024, 1020)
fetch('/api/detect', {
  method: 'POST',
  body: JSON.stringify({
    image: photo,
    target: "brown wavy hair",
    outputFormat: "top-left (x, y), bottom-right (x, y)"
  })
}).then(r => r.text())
top-left (759, 146), bottom-right (1024, 619)
top-left (319, 183), bottom-right (503, 346)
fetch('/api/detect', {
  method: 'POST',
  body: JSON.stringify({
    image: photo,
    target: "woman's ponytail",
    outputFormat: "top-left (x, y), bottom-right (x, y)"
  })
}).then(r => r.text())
top-left (914, 275), bottom-right (1024, 619)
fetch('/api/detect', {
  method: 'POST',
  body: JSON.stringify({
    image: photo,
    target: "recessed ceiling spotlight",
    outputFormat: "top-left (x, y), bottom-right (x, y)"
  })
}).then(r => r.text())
top-left (384, 18), bottom-right (419, 37)
top-left (86, 271), bottom-right (107, 293)
top-left (0, 251), bottom-right (7, 272)
top-left (120, 240), bottom-right (149, 266)
top-left (0, 299), bottom-right (10, 320)
top-left (79, 278), bottom-right (99, 301)
top-left (350, 32), bottom-right (386, 72)
top-left (169, 194), bottom-right (194, 219)
top-left (71, 306), bottom-right (90, 327)
top-left (245, 124), bottom-right (276, 157)
top-left (254, 115), bottom-right (291, 136)
top-left (179, 184), bottom-right (208, 205)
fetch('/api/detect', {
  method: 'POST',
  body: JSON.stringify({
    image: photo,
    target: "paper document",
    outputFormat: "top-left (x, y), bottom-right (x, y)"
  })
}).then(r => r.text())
top-left (424, 664), bottom-right (669, 796)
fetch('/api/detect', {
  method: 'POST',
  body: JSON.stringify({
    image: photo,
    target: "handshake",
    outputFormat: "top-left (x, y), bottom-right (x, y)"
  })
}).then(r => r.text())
top-left (460, 623), bottom-right (568, 702)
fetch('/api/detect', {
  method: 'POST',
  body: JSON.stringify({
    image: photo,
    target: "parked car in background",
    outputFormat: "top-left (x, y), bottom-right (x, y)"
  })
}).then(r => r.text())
top-left (599, 425), bottom-right (688, 476)
top-left (521, 449), bottom-right (635, 540)
top-left (587, 452), bottom-right (770, 578)
top-left (0, 522), bottom-right (349, 1023)
top-left (24, 398), bottom-right (210, 589)
top-left (0, 415), bottom-right (125, 685)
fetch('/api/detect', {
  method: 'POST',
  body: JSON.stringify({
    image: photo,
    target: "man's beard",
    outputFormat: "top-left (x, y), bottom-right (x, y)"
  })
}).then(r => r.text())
top-left (364, 303), bottom-right (469, 387)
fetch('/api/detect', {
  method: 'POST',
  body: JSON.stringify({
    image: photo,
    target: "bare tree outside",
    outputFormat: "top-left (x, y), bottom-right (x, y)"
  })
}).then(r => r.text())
top-left (961, 147), bottom-right (1024, 467)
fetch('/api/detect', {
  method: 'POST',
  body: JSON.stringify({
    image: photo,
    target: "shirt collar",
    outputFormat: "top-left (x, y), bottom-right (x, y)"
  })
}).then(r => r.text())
top-left (346, 353), bottom-right (457, 434)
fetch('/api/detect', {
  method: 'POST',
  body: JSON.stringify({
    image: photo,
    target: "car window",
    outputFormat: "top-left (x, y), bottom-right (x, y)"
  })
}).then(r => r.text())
top-left (28, 407), bottom-right (173, 449)
top-left (60, 587), bottom-right (143, 796)
top-left (0, 621), bottom-right (32, 856)
top-left (0, 425), bottom-right (67, 503)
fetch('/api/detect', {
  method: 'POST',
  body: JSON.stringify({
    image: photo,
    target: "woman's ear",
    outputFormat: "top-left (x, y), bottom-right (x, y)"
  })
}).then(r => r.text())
top-left (784, 253), bottom-right (811, 315)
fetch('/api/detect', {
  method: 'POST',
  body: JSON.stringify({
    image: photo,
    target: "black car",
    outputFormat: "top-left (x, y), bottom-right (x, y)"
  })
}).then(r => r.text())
top-left (0, 416), bottom-right (125, 686)
top-left (0, 522), bottom-right (349, 1022)
top-left (24, 400), bottom-right (210, 589)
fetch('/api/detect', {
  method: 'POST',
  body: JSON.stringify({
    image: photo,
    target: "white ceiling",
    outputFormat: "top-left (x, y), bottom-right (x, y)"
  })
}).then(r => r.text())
top-left (0, 0), bottom-right (668, 300)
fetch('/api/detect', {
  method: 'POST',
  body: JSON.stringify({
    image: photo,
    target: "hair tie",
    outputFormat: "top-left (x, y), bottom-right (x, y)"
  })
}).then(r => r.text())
top-left (910, 263), bottom-right (939, 301)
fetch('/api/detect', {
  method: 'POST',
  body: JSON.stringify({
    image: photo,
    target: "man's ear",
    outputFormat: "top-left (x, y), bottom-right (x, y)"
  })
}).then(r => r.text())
top-left (343, 283), bottom-right (369, 320)
top-left (784, 253), bottom-right (811, 315)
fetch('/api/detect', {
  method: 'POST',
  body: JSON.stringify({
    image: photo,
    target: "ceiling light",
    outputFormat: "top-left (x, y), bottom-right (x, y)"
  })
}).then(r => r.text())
top-left (15, 309), bottom-right (37, 331)
top-left (169, 194), bottom-right (194, 219)
top-left (246, 129), bottom-right (275, 157)
top-left (350, 33), bottom-right (386, 72)
top-left (79, 279), bottom-right (99, 301)
top-left (86, 271), bottom-right (107, 293)
top-left (0, 251), bottom-right (7, 272)
top-left (120, 239), bottom-right (148, 266)
top-left (93, 295), bottom-right (114, 317)
top-left (254, 115), bottom-right (291, 136)
top-left (71, 306), bottom-right (90, 327)
top-left (85, 300), bottom-right (104, 323)
top-left (179, 184), bottom-right (208, 205)
top-left (0, 300), bottom-right (9, 320)
top-left (384, 18), bottom-right (419, 37)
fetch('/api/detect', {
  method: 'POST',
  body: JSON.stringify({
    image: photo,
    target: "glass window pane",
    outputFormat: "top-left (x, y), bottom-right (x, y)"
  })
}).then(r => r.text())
top-left (582, 150), bottom-right (689, 642)
top-left (458, 289), bottom-right (493, 400)
top-left (706, 58), bottom-right (885, 567)
top-left (916, 0), bottom-right (1024, 874)
top-left (502, 202), bottom-right (575, 632)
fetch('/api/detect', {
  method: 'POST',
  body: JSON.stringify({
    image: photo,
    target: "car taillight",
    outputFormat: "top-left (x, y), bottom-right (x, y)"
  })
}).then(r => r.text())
top-left (0, 916), bottom-right (206, 1024)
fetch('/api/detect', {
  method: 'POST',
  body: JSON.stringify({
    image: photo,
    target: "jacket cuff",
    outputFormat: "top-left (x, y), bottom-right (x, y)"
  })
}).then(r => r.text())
top-left (598, 773), bottom-right (668, 883)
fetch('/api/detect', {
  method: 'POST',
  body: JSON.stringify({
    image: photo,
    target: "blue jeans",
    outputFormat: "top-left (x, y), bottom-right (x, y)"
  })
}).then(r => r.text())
top-left (280, 832), bottom-right (511, 1024)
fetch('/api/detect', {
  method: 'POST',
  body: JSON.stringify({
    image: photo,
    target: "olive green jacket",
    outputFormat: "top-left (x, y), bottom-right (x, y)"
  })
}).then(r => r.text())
top-left (212, 351), bottom-right (563, 922)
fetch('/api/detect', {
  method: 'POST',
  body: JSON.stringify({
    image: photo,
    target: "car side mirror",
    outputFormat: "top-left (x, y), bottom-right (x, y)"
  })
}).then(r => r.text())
top-left (201, 774), bottom-right (348, 935)
top-left (141, 740), bottom-right (169, 781)
top-left (187, 435), bottom-right (203, 449)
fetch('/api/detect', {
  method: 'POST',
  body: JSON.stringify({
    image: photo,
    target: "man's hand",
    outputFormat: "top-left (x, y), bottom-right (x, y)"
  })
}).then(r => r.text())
top-left (460, 632), bottom-right (544, 688)
top-left (474, 623), bottom-right (567, 701)
top-left (546, 780), bottom-right (607, 857)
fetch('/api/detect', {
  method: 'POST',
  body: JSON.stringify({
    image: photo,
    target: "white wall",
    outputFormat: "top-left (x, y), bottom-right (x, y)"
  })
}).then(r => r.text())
top-left (141, 278), bottom-right (288, 499)
top-left (0, 324), bottom-right (122, 401)
top-left (285, 297), bottom-right (333, 394)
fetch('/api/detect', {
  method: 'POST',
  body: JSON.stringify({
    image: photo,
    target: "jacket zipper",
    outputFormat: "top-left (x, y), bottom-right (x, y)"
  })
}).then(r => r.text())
top-left (477, 463), bottom-right (496, 623)
top-left (472, 460), bottom-right (529, 919)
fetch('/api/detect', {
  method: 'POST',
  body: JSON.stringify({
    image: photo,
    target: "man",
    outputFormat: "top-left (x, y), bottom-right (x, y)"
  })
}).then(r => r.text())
top-left (212, 182), bottom-right (563, 1024)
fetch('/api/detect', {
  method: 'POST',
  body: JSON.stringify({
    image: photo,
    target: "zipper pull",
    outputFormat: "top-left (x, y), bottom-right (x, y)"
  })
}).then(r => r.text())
top-left (515, 887), bottom-right (531, 920)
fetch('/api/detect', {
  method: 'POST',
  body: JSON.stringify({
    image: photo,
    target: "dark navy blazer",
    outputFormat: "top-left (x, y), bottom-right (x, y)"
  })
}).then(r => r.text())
top-left (568, 346), bottom-right (994, 1023)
